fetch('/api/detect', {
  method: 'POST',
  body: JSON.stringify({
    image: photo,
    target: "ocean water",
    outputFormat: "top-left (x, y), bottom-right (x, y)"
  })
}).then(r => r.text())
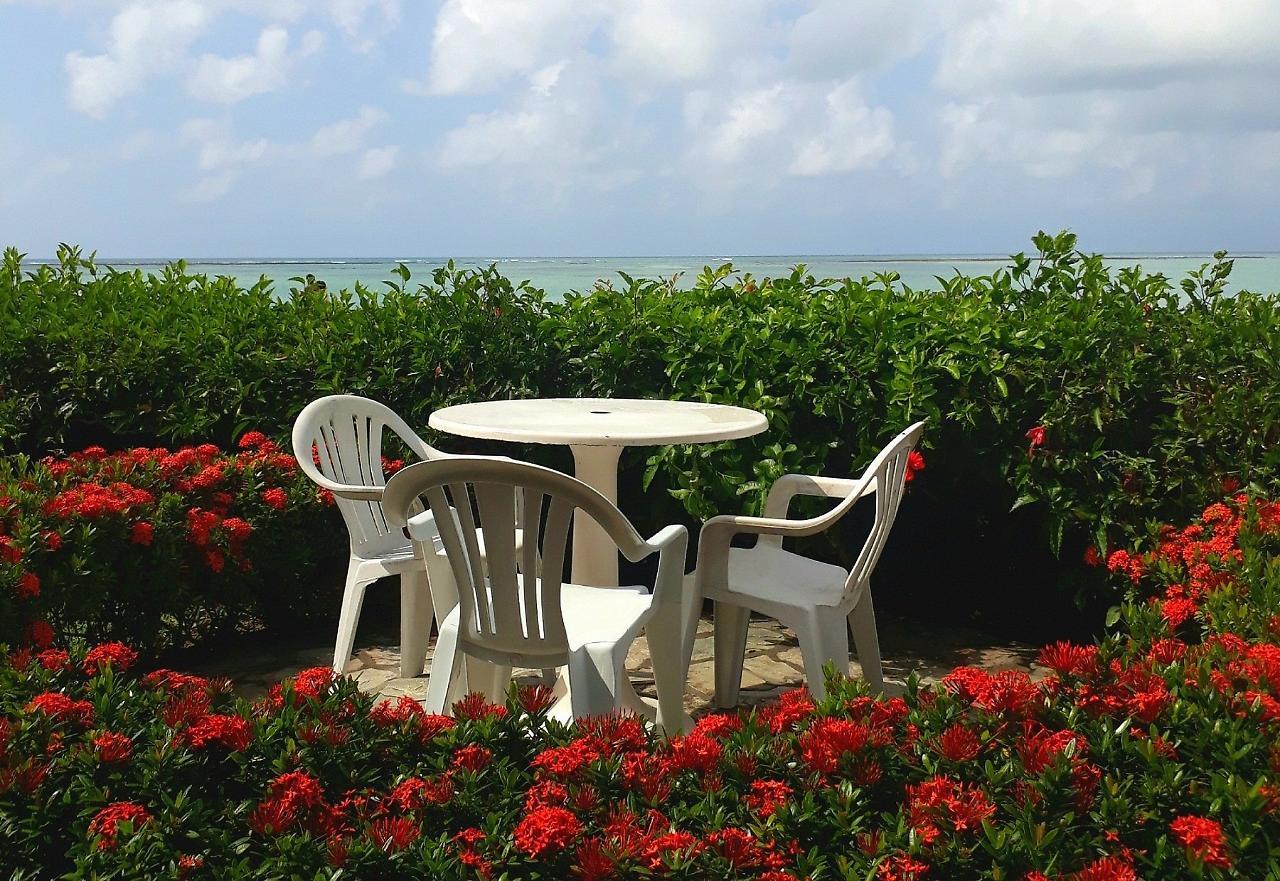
top-left (86, 254), bottom-right (1280, 298)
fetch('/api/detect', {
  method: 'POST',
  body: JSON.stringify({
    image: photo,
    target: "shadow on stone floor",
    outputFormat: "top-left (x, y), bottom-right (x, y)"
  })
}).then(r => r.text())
top-left (194, 613), bottom-right (1047, 716)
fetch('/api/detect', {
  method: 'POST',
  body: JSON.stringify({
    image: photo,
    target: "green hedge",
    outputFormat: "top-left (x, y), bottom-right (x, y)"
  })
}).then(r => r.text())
top-left (3, 234), bottom-right (1278, 628)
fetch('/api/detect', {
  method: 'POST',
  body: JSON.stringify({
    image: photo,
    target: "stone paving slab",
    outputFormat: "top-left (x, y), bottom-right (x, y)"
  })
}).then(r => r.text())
top-left (197, 613), bottom-right (1045, 716)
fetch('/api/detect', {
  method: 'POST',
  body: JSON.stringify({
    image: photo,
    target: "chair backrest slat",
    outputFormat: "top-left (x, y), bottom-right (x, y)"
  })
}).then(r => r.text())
top-left (383, 457), bottom-right (648, 664)
top-left (842, 421), bottom-right (924, 606)
top-left (521, 491), bottom-right (544, 638)
top-left (292, 395), bottom-right (445, 558)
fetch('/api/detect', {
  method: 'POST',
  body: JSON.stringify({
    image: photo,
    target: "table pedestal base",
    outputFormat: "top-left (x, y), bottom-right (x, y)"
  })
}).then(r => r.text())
top-left (568, 444), bottom-right (624, 587)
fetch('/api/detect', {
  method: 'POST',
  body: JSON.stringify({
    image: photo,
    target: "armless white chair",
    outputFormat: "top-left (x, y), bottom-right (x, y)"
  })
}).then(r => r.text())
top-left (292, 395), bottom-right (523, 678)
top-left (383, 456), bottom-right (690, 733)
top-left (691, 421), bottom-right (925, 705)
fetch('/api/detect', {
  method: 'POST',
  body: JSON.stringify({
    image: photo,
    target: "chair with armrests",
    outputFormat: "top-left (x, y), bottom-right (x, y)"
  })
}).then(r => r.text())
top-left (291, 395), bottom-right (523, 678)
top-left (691, 421), bottom-right (925, 704)
top-left (383, 456), bottom-right (691, 733)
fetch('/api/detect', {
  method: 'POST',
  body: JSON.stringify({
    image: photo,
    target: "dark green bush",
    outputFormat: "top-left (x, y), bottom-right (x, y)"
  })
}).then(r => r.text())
top-left (3, 235), bottom-right (1277, 632)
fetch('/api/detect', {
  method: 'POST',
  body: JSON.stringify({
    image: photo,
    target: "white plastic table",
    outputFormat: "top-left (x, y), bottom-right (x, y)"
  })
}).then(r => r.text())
top-left (428, 397), bottom-right (769, 587)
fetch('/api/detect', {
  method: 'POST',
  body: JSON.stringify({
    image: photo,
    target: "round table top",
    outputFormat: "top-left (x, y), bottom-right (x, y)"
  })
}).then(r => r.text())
top-left (429, 398), bottom-right (769, 447)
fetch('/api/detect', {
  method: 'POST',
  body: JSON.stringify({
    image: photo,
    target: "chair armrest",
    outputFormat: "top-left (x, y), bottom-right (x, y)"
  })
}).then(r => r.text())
top-left (639, 524), bottom-right (689, 612)
top-left (763, 472), bottom-right (876, 520)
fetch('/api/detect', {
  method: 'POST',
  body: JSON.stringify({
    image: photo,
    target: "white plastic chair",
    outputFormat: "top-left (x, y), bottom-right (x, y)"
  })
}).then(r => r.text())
top-left (691, 421), bottom-right (925, 704)
top-left (292, 395), bottom-right (523, 678)
top-left (383, 456), bottom-right (690, 732)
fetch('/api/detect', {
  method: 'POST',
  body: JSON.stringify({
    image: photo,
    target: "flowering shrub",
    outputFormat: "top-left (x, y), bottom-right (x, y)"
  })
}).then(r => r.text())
top-left (0, 435), bottom-right (346, 651)
top-left (4, 239), bottom-right (1279, 624)
top-left (1, 495), bottom-right (1278, 878)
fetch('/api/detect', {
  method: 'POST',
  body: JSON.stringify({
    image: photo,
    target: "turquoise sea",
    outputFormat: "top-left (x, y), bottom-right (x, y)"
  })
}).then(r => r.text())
top-left (82, 254), bottom-right (1280, 298)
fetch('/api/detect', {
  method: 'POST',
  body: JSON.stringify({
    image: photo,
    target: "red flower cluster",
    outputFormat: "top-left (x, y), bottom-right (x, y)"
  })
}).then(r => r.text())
top-left (184, 714), bottom-right (253, 752)
top-left (1169, 815), bottom-right (1232, 869)
top-left (93, 732), bottom-right (133, 763)
top-left (88, 802), bottom-right (151, 850)
top-left (27, 691), bottom-right (94, 727)
top-left (82, 641), bottom-right (138, 675)
top-left (513, 805), bottom-right (583, 858)
top-left (905, 775), bottom-right (996, 843)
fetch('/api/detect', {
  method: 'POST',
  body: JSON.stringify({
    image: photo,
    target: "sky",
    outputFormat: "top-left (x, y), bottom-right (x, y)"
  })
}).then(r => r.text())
top-left (1, 0), bottom-right (1279, 258)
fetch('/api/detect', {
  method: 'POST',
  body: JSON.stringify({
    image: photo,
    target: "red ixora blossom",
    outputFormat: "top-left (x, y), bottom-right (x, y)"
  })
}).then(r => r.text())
top-left (905, 775), bottom-right (996, 844)
top-left (83, 641), bottom-right (139, 675)
top-left (36, 648), bottom-right (70, 671)
top-left (261, 488), bottom-right (288, 510)
top-left (904, 450), bottom-right (926, 484)
top-left (513, 805), bottom-right (583, 858)
top-left (238, 431), bottom-right (269, 449)
top-left (16, 571), bottom-right (40, 599)
top-left (1037, 641), bottom-right (1099, 678)
top-left (184, 714), bottom-right (253, 752)
top-left (24, 620), bottom-right (55, 649)
top-left (369, 815), bottom-right (420, 853)
top-left (934, 723), bottom-right (982, 763)
top-left (28, 691), bottom-right (95, 727)
top-left (1169, 815), bottom-right (1232, 869)
top-left (744, 780), bottom-right (793, 817)
top-left (1026, 425), bottom-right (1047, 449)
top-left (130, 521), bottom-right (154, 546)
top-left (877, 853), bottom-right (930, 881)
top-left (452, 744), bottom-right (493, 773)
top-left (452, 691), bottom-right (509, 721)
top-left (93, 731), bottom-right (133, 763)
top-left (88, 802), bottom-right (151, 850)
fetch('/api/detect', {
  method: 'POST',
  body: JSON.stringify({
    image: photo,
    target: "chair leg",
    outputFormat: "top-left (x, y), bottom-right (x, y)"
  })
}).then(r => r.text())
top-left (794, 608), bottom-right (850, 701)
top-left (848, 590), bottom-right (885, 695)
top-left (713, 601), bottom-right (751, 709)
top-left (399, 569), bottom-right (434, 679)
top-left (424, 615), bottom-right (463, 714)
top-left (332, 562), bottom-right (370, 674)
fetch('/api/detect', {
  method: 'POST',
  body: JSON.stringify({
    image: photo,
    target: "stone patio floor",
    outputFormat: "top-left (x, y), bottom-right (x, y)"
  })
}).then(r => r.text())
top-left (197, 613), bottom-right (1048, 715)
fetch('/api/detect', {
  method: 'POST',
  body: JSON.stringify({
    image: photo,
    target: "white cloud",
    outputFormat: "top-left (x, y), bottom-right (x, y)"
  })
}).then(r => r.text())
top-left (179, 117), bottom-right (272, 201)
top-left (786, 0), bottom-right (953, 79)
top-left (686, 77), bottom-right (896, 182)
top-left (607, 0), bottom-right (768, 86)
top-left (357, 145), bottom-right (399, 179)
top-left (187, 26), bottom-right (323, 104)
top-left (65, 0), bottom-right (209, 118)
top-left (423, 0), bottom-right (605, 95)
top-left (311, 106), bottom-right (387, 156)
top-left (932, 1), bottom-right (1280, 193)
top-left (328, 0), bottom-right (401, 51)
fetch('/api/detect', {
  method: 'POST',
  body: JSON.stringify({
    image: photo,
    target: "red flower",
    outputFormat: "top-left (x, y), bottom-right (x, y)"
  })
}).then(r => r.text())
top-left (744, 780), bottom-right (792, 817)
top-left (177, 854), bottom-right (204, 877)
top-left (370, 816), bottom-right (420, 853)
top-left (1169, 815), bottom-right (1232, 869)
top-left (94, 731), bottom-right (133, 763)
top-left (667, 731), bottom-right (723, 775)
top-left (28, 691), bottom-right (94, 726)
top-left (83, 642), bottom-right (139, 675)
top-left (36, 649), bottom-right (70, 671)
top-left (42, 531), bottom-right (63, 551)
top-left (130, 521), bottom-right (155, 546)
top-left (452, 744), bottom-right (493, 773)
top-left (452, 692), bottom-right (508, 721)
top-left (291, 666), bottom-right (336, 700)
top-left (704, 827), bottom-right (765, 869)
top-left (904, 451), bottom-right (926, 483)
top-left (877, 853), bottom-right (929, 881)
top-left (1026, 426), bottom-right (1047, 449)
top-left (238, 431), bottom-right (269, 449)
top-left (388, 775), bottom-right (454, 811)
top-left (88, 802), bottom-right (151, 850)
top-left (0, 536), bottom-right (20, 563)
top-left (1070, 855), bottom-right (1137, 881)
top-left (16, 571), bottom-right (40, 599)
top-left (905, 775), bottom-right (996, 843)
top-left (184, 714), bottom-right (253, 752)
top-left (934, 723), bottom-right (982, 762)
top-left (798, 717), bottom-right (873, 775)
top-left (513, 806), bottom-right (582, 858)
top-left (24, 620), bottom-right (55, 649)
top-left (1037, 642), bottom-right (1099, 678)
top-left (1083, 546), bottom-right (1102, 567)
top-left (261, 488), bottom-right (287, 510)
top-left (517, 684), bottom-right (557, 714)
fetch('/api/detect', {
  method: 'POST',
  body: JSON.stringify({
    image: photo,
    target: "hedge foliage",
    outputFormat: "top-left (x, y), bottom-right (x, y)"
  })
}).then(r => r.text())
top-left (1, 494), bottom-right (1278, 879)
top-left (2, 235), bottom-right (1278, 622)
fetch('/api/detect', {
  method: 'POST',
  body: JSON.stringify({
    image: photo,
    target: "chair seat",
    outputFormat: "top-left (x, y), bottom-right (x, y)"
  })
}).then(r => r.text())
top-left (446, 581), bottom-right (651, 653)
top-left (721, 545), bottom-right (849, 609)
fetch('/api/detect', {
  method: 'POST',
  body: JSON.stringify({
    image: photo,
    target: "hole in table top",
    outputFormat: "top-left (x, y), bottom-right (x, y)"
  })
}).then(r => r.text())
top-left (589, 410), bottom-right (611, 414)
